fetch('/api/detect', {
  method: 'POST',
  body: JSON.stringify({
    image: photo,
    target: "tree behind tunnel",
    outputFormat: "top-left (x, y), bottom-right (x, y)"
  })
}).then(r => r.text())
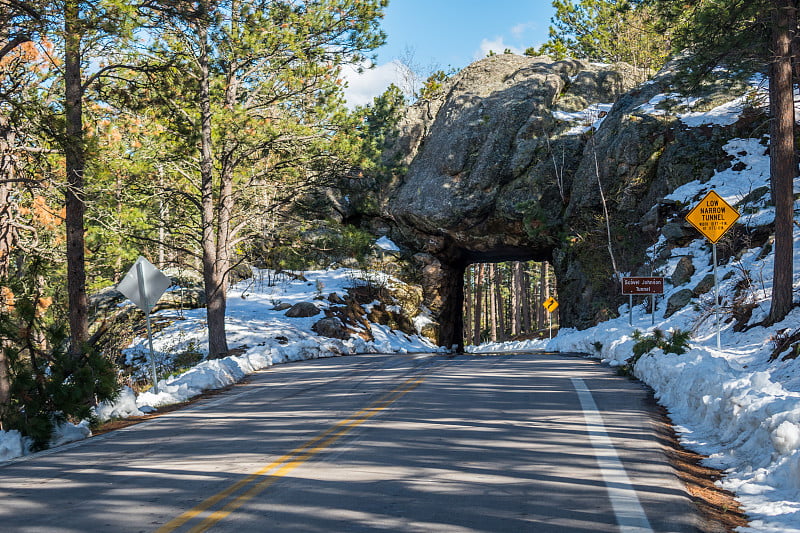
top-left (464, 261), bottom-right (557, 345)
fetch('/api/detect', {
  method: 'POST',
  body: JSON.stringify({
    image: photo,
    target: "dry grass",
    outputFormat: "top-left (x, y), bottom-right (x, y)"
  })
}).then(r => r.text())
top-left (650, 399), bottom-right (750, 532)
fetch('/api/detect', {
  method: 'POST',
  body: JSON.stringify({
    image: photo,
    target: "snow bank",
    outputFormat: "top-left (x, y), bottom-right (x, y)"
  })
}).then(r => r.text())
top-left (0, 420), bottom-right (91, 461)
top-left (95, 386), bottom-right (143, 420)
top-left (0, 430), bottom-right (29, 462)
top-left (49, 421), bottom-right (92, 448)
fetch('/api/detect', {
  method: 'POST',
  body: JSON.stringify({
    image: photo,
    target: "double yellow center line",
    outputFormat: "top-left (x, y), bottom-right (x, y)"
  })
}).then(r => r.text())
top-left (156, 372), bottom-right (428, 533)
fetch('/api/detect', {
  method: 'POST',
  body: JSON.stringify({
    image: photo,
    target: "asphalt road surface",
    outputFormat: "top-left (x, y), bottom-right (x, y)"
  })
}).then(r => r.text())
top-left (0, 351), bottom-right (704, 532)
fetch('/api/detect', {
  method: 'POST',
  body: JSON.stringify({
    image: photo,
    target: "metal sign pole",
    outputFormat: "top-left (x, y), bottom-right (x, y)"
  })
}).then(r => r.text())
top-left (548, 313), bottom-right (552, 340)
top-left (651, 295), bottom-right (655, 326)
top-left (136, 262), bottom-right (159, 394)
top-left (713, 243), bottom-right (721, 349)
top-left (629, 295), bottom-right (633, 326)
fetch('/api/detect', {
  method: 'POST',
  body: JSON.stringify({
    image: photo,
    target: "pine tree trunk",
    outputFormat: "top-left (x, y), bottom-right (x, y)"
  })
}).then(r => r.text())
top-left (64, 0), bottom-right (89, 356)
top-left (463, 266), bottom-right (472, 344)
top-left (489, 264), bottom-right (497, 341)
top-left (544, 265), bottom-right (551, 333)
top-left (0, 119), bottom-right (11, 413)
top-left (0, 116), bottom-right (15, 280)
top-left (537, 262), bottom-right (546, 331)
top-left (473, 263), bottom-right (483, 345)
top-left (495, 264), bottom-right (505, 340)
top-left (511, 262), bottom-right (523, 336)
top-left (198, 13), bottom-right (229, 358)
top-left (767, 0), bottom-right (796, 324)
top-left (522, 266), bottom-right (531, 334)
top-left (157, 170), bottom-right (166, 270)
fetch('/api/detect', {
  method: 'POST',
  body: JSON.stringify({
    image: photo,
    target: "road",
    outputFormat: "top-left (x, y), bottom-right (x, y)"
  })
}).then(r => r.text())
top-left (0, 352), bottom-right (703, 532)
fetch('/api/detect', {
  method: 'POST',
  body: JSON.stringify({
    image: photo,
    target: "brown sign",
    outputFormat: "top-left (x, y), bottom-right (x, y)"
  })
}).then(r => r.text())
top-left (622, 277), bottom-right (664, 295)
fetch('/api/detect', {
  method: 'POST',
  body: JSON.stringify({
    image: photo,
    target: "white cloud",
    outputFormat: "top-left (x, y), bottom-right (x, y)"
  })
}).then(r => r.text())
top-left (341, 61), bottom-right (404, 109)
top-left (511, 22), bottom-right (533, 39)
top-left (474, 38), bottom-right (524, 61)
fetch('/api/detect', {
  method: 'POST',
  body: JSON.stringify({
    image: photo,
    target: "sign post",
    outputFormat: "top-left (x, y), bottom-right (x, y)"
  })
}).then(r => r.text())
top-left (685, 191), bottom-right (740, 349)
top-left (542, 297), bottom-right (559, 340)
top-left (117, 256), bottom-right (172, 393)
top-left (621, 277), bottom-right (664, 326)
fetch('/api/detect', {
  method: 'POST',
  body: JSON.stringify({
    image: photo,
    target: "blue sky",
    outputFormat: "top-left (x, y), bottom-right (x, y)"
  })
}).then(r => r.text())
top-left (343, 0), bottom-right (557, 106)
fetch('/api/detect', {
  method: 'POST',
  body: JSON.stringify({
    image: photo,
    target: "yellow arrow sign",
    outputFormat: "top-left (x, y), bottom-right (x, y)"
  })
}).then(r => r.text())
top-left (543, 297), bottom-right (559, 313)
top-left (685, 190), bottom-right (740, 243)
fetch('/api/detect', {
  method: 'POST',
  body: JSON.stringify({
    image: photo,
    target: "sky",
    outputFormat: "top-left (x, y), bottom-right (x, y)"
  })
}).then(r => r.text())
top-left (342, 0), bottom-right (557, 107)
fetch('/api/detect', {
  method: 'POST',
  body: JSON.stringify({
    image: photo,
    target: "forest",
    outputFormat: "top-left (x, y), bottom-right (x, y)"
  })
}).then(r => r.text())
top-left (1, 0), bottom-right (798, 449)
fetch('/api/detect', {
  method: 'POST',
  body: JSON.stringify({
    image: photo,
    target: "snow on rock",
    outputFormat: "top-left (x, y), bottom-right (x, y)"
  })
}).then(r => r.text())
top-left (375, 236), bottom-right (400, 252)
top-left (678, 95), bottom-right (749, 127)
top-left (553, 102), bottom-right (614, 135)
top-left (95, 386), bottom-right (143, 422)
top-left (49, 421), bottom-right (92, 448)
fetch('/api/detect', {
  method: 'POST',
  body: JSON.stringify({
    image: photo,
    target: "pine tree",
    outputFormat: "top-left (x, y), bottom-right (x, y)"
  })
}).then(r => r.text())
top-left (122, 0), bottom-right (387, 357)
top-left (534, 0), bottom-right (670, 74)
top-left (473, 264), bottom-right (484, 345)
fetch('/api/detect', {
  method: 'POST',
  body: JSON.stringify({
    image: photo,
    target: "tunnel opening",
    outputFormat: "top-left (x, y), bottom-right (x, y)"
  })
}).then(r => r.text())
top-left (462, 260), bottom-right (558, 347)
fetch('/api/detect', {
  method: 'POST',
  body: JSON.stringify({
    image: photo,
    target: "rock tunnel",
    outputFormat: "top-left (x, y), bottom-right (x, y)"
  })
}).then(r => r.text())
top-left (363, 54), bottom-right (646, 349)
top-left (354, 53), bottom-right (749, 348)
top-left (413, 246), bottom-right (554, 351)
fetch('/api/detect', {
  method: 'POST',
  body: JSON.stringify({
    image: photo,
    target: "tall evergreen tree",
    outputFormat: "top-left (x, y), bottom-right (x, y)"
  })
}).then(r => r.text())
top-left (533, 0), bottom-right (670, 73)
top-left (125, 0), bottom-right (387, 357)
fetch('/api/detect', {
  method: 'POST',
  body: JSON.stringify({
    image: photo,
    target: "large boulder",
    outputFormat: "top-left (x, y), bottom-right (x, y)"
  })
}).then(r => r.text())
top-left (387, 55), bottom-right (642, 256)
top-left (312, 317), bottom-right (349, 340)
top-left (285, 302), bottom-right (321, 318)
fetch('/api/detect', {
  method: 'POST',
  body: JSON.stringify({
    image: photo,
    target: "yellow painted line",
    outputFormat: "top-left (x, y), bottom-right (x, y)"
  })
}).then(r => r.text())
top-left (188, 377), bottom-right (425, 533)
top-left (157, 373), bottom-right (426, 533)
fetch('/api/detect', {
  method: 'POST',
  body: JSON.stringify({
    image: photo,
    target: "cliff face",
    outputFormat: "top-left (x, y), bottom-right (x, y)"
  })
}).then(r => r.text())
top-left (364, 54), bottom-right (765, 348)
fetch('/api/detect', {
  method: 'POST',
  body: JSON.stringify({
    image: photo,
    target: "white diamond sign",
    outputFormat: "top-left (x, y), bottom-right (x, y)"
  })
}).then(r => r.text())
top-left (117, 256), bottom-right (172, 313)
top-left (117, 256), bottom-right (172, 394)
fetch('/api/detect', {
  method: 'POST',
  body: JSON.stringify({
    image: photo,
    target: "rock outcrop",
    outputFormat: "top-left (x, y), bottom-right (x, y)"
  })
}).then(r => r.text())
top-left (352, 54), bottom-right (766, 348)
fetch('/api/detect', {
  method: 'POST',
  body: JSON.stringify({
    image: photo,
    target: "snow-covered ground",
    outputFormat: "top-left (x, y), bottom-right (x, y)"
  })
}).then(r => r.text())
top-left (0, 268), bottom-right (443, 461)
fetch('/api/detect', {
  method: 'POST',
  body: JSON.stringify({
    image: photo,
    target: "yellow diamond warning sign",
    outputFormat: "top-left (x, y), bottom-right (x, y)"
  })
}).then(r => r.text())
top-left (543, 297), bottom-right (559, 313)
top-left (685, 190), bottom-right (740, 243)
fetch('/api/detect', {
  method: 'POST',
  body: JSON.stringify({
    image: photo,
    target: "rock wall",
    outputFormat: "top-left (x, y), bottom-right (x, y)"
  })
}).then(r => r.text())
top-left (355, 54), bottom-right (765, 348)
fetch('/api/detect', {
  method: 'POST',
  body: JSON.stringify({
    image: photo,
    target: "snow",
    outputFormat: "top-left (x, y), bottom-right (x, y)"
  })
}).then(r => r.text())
top-left (0, 430), bottom-right (29, 462)
top-left (553, 102), bottom-right (614, 135)
top-left (635, 91), bottom-right (750, 127)
top-left (375, 235), bottom-right (400, 252)
top-left (679, 96), bottom-right (749, 127)
top-left (636, 75), bottom-right (767, 129)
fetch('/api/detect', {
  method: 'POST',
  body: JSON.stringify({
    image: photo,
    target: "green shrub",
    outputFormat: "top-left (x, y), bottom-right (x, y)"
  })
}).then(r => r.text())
top-left (619, 328), bottom-right (691, 376)
top-left (0, 274), bottom-right (118, 450)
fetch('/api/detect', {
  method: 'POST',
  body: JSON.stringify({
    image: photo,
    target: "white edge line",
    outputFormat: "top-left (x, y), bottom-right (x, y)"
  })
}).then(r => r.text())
top-left (571, 377), bottom-right (654, 533)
